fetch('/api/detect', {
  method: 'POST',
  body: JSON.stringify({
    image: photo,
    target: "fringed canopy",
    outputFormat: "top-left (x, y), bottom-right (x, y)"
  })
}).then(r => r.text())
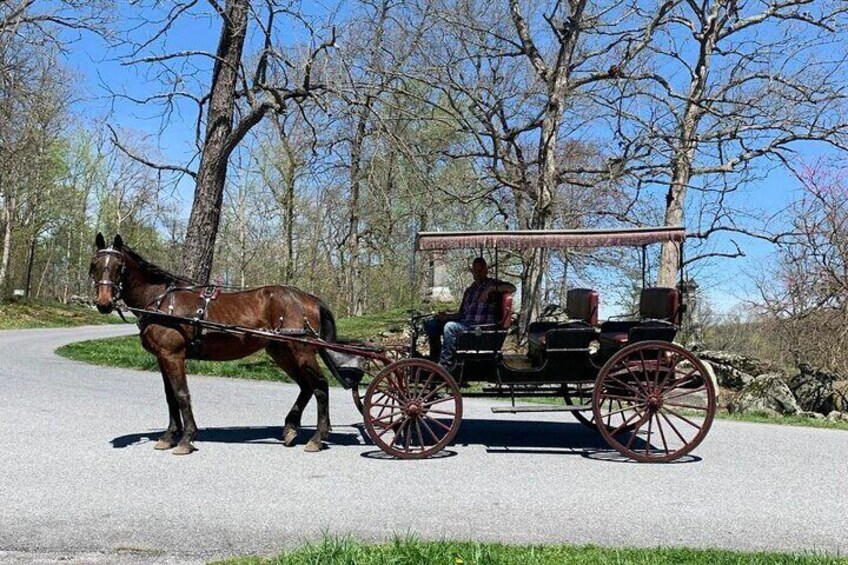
top-left (416, 226), bottom-right (685, 251)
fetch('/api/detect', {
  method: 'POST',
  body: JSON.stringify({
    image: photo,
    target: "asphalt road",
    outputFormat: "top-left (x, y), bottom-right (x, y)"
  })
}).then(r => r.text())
top-left (1, 325), bottom-right (847, 564)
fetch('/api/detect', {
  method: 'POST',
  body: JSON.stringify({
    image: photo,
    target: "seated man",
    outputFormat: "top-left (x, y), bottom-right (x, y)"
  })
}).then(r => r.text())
top-left (424, 257), bottom-right (516, 367)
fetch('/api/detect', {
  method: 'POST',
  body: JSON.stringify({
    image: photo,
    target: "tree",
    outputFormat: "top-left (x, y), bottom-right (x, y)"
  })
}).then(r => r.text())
top-left (620, 0), bottom-right (848, 285)
top-left (756, 162), bottom-right (848, 375)
top-left (114, 0), bottom-right (335, 283)
top-left (411, 0), bottom-right (675, 332)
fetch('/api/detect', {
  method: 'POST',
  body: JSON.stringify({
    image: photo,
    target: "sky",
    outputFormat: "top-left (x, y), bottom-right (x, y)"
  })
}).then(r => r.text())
top-left (56, 1), bottom-right (837, 318)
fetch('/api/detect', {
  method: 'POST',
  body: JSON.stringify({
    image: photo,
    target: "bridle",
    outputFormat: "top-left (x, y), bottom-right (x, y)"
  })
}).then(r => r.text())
top-left (92, 248), bottom-right (127, 303)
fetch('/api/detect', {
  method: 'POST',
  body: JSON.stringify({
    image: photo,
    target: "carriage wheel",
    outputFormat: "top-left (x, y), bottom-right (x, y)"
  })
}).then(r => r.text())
top-left (593, 341), bottom-right (716, 462)
top-left (363, 358), bottom-right (462, 459)
top-left (563, 382), bottom-right (636, 435)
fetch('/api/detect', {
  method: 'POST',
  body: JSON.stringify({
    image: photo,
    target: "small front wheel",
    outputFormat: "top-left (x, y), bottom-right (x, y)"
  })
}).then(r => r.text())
top-left (363, 359), bottom-right (463, 459)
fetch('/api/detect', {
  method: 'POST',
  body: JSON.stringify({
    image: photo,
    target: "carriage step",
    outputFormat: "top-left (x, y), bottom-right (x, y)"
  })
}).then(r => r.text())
top-left (491, 404), bottom-right (591, 413)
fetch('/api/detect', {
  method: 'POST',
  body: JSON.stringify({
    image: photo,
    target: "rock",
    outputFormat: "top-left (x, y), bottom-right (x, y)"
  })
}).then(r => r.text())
top-left (798, 411), bottom-right (826, 420)
top-left (788, 368), bottom-right (839, 414)
top-left (826, 411), bottom-right (844, 422)
top-left (833, 381), bottom-right (848, 412)
top-left (728, 373), bottom-right (800, 416)
top-left (697, 352), bottom-right (762, 390)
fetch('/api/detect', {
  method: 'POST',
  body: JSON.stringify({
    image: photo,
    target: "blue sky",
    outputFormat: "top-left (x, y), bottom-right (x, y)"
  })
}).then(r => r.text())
top-left (57, 2), bottom-right (835, 317)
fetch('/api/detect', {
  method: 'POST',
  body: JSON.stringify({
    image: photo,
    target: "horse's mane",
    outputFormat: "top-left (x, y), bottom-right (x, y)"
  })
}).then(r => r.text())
top-left (120, 245), bottom-right (197, 286)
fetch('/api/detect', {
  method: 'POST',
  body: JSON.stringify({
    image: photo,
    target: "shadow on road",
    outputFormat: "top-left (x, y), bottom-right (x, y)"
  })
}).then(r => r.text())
top-left (110, 426), bottom-right (361, 448)
top-left (111, 419), bottom-right (701, 464)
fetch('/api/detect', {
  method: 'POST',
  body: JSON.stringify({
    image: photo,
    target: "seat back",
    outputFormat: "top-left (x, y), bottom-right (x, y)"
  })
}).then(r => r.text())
top-left (499, 292), bottom-right (513, 329)
top-left (566, 288), bottom-right (599, 325)
top-left (630, 287), bottom-right (680, 344)
top-left (543, 323), bottom-right (598, 380)
top-left (639, 287), bottom-right (680, 324)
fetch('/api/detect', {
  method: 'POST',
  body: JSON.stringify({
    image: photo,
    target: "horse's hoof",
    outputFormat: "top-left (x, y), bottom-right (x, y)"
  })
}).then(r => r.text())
top-left (172, 443), bottom-right (197, 455)
top-left (304, 440), bottom-right (324, 452)
top-left (283, 428), bottom-right (298, 447)
top-left (154, 438), bottom-right (177, 450)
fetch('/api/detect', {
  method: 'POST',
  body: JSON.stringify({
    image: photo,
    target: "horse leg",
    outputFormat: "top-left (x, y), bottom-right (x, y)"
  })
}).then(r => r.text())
top-left (154, 366), bottom-right (182, 450)
top-left (305, 368), bottom-right (332, 453)
top-left (266, 344), bottom-right (313, 447)
top-left (293, 349), bottom-right (331, 453)
top-left (158, 352), bottom-right (198, 455)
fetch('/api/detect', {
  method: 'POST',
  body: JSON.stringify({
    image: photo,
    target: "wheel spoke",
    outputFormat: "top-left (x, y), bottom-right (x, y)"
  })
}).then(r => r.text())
top-left (419, 417), bottom-right (441, 443)
top-left (421, 395), bottom-right (457, 408)
top-left (421, 414), bottom-right (453, 432)
top-left (656, 413), bottom-right (670, 454)
top-left (597, 400), bottom-right (646, 419)
top-left (663, 401), bottom-right (708, 411)
top-left (659, 410), bottom-right (688, 444)
top-left (663, 386), bottom-right (707, 402)
top-left (661, 406), bottom-right (704, 430)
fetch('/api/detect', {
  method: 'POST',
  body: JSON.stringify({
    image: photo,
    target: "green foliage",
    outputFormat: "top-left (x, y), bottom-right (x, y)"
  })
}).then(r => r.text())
top-left (214, 536), bottom-right (848, 565)
top-left (0, 300), bottom-right (121, 329)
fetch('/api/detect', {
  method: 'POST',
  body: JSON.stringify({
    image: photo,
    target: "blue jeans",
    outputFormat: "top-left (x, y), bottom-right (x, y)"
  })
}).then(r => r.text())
top-left (424, 317), bottom-right (469, 366)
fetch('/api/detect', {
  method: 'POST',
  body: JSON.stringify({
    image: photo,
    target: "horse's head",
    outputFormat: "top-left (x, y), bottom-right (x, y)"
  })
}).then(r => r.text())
top-left (90, 233), bottom-right (126, 314)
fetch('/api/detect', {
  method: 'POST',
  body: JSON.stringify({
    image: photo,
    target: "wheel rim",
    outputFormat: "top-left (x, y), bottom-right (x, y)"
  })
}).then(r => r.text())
top-left (363, 359), bottom-right (462, 459)
top-left (593, 341), bottom-right (716, 462)
top-left (564, 382), bottom-right (636, 434)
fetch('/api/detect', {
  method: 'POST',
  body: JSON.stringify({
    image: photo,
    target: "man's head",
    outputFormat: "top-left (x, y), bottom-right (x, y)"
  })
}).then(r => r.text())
top-left (470, 257), bottom-right (488, 282)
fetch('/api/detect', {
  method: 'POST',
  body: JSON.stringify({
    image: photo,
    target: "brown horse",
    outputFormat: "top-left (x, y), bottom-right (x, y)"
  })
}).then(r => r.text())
top-left (90, 233), bottom-right (337, 455)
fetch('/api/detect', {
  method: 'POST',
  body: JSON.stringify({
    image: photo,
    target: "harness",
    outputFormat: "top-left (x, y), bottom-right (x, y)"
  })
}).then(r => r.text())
top-left (188, 285), bottom-right (221, 357)
top-left (93, 248), bottom-right (126, 301)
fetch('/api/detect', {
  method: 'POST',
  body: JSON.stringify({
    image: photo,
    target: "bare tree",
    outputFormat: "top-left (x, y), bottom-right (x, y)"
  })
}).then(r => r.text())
top-left (411, 0), bottom-right (675, 332)
top-left (617, 0), bottom-right (848, 285)
top-left (114, 0), bottom-right (335, 283)
top-left (756, 162), bottom-right (848, 374)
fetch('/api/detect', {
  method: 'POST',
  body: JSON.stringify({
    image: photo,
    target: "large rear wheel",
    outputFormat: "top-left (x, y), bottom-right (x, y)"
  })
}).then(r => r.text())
top-left (362, 358), bottom-right (462, 459)
top-left (593, 341), bottom-right (716, 462)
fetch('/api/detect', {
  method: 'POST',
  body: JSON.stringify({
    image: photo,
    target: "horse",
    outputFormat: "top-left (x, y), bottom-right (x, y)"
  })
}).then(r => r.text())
top-left (89, 233), bottom-right (337, 455)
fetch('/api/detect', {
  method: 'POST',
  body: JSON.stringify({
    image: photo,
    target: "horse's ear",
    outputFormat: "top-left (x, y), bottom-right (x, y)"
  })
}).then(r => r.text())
top-left (113, 234), bottom-right (124, 249)
top-left (95, 233), bottom-right (106, 250)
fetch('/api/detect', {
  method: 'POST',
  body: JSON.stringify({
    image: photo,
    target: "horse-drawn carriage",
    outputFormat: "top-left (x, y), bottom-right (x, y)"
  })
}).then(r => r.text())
top-left (354, 226), bottom-right (716, 462)
top-left (90, 227), bottom-right (715, 462)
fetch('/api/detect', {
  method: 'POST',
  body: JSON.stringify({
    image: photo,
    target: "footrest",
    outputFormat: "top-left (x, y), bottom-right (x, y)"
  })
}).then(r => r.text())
top-left (491, 404), bottom-right (591, 413)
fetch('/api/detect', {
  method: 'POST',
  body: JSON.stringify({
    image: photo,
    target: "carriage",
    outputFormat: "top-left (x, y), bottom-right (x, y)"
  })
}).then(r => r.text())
top-left (349, 226), bottom-right (717, 462)
top-left (92, 227), bottom-right (715, 461)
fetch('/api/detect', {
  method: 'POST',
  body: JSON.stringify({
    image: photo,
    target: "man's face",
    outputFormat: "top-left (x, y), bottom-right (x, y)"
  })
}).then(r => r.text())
top-left (471, 260), bottom-right (488, 282)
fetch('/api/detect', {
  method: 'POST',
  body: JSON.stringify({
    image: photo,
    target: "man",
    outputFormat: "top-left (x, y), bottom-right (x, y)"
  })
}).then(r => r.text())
top-left (424, 257), bottom-right (516, 367)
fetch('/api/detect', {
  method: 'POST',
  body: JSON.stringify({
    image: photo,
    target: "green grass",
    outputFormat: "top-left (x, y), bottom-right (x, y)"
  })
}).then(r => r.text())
top-left (54, 308), bottom-right (414, 383)
top-left (214, 537), bottom-right (847, 565)
top-left (718, 411), bottom-right (848, 431)
top-left (0, 299), bottom-right (122, 330)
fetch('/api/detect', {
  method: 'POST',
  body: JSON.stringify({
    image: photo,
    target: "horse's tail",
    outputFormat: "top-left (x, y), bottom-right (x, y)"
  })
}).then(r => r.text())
top-left (316, 300), bottom-right (363, 389)
top-left (318, 301), bottom-right (337, 343)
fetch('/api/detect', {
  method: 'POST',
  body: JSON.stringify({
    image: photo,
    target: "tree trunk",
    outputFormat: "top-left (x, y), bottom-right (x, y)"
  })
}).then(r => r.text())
top-left (180, 0), bottom-right (250, 284)
top-left (284, 163), bottom-right (295, 284)
top-left (24, 237), bottom-right (35, 298)
top-left (0, 192), bottom-right (16, 294)
top-left (658, 7), bottom-right (717, 286)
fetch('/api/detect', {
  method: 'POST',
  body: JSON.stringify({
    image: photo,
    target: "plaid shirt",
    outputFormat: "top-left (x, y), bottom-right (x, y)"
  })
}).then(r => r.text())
top-left (459, 277), bottom-right (498, 326)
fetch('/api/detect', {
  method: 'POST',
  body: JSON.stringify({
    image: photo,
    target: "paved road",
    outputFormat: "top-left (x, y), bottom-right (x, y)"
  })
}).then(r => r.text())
top-left (1, 325), bottom-right (847, 564)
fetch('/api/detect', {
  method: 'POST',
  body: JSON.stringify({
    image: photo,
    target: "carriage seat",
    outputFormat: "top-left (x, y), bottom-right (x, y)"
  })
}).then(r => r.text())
top-left (599, 287), bottom-right (680, 350)
top-left (528, 288), bottom-right (599, 364)
top-left (454, 292), bottom-right (513, 357)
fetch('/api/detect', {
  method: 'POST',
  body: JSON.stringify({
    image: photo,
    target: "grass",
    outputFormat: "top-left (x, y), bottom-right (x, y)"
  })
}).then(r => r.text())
top-left (214, 537), bottom-right (848, 565)
top-left (54, 308), bottom-right (414, 383)
top-left (0, 299), bottom-right (122, 330)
